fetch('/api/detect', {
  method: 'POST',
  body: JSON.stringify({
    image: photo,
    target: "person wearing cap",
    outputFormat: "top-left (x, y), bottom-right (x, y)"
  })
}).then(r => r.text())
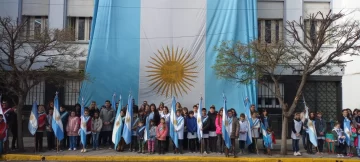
top-left (208, 105), bottom-right (217, 153)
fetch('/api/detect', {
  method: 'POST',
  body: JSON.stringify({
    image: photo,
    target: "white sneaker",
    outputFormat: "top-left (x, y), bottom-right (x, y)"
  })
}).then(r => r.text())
top-left (337, 154), bottom-right (341, 157)
top-left (204, 151), bottom-right (208, 154)
top-left (68, 148), bottom-right (72, 151)
top-left (74, 148), bottom-right (77, 151)
top-left (80, 149), bottom-right (84, 153)
top-left (83, 149), bottom-right (87, 153)
top-left (297, 152), bottom-right (301, 156)
top-left (340, 154), bottom-right (344, 157)
top-left (294, 152), bottom-right (297, 156)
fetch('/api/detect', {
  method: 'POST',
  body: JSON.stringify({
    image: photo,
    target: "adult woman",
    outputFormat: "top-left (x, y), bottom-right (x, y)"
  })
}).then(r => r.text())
top-left (88, 101), bottom-right (99, 118)
top-left (176, 102), bottom-right (182, 110)
top-left (158, 102), bottom-right (165, 115)
top-left (161, 106), bottom-right (170, 152)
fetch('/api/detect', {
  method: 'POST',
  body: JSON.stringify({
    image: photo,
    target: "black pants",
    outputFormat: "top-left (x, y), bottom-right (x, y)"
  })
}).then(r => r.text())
top-left (86, 134), bottom-right (92, 146)
top-left (11, 127), bottom-right (18, 149)
top-left (165, 136), bottom-right (170, 152)
top-left (47, 132), bottom-right (55, 150)
top-left (35, 132), bottom-right (43, 151)
top-left (130, 136), bottom-right (138, 151)
top-left (337, 143), bottom-right (347, 155)
top-left (239, 140), bottom-right (245, 149)
top-left (61, 131), bottom-right (69, 149)
top-left (317, 139), bottom-right (324, 152)
top-left (225, 139), bottom-right (236, 156)
top-left (217, 135), bottom-right (224, 153)
top-left (209, 136), bottom-right (217, 152)
top-left (183, 132), bottom-right (188, 150)
top-left (306, 134), bottom-right (313, 153)
top-left (189, 138), bottom-right (196, 152)
top-left (196, 139), bottom-right (201, 152)
top-left (201, 138), bottom-right (209, 153)
top-left (101, 131), bottom-right (112, 146)
top-left (157, 140), bottom-right (165, 154)
top-left (248, 138), bottom-right (257, 153)
top-left (173, 139), bottom-right (183, 153)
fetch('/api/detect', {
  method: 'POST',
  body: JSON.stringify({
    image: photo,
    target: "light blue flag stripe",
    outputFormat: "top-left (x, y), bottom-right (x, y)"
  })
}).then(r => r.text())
top-left (170, 97), bottom-right (178, 148)
top-left (113, 95), bottom-right (123, 149)
top-left (222, 94), bottom-right (231, 149)
top-left (197, 97), bottom-right (203, 142)
top-left (344, 118), bottom-right (351, 145)
top-left (123, 95), bottom-right (133, 144)
top-left (244, 98), bottom-right (252, 146)
top-left (52, 93), bottom-right (64, 141)
top-left (28, 101), bottom-right (38, 136)
top-left (261, 123), bottom-right (272, 148)
top-left (80, 99), bottom-right (87, 147)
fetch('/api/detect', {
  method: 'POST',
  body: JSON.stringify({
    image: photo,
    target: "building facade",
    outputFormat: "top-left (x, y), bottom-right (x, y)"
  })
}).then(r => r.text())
top-left (1, 0), bottom-right (359, 136)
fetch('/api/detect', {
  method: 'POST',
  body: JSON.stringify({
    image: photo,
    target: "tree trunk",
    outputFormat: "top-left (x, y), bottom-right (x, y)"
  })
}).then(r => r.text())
top-left (280, 114), bottom-right (289, 155)
top-left (16, 95), bottom-right (25, 151)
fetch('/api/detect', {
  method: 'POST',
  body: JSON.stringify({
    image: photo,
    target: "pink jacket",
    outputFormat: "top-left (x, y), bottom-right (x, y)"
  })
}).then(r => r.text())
top-left (156, 123), bottom-right (168, 141)
top-left (66, 116), bottom-right (80, 136)
top-left (215, 115), bottom-right (222, 134)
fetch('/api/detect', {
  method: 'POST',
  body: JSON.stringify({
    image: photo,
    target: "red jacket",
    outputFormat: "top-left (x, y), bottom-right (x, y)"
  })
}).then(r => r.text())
top-left (156, 123), bottom-right (168, 141)
top-left (85, 117), bottom-right (92, 132)
top-left (37, 113), bottom-right (47, 132)
top-left (0, 120), bottom-right (7, 140)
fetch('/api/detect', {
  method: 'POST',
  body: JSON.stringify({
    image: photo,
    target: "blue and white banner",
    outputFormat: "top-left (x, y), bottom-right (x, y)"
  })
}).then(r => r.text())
top-left (113, 95), bottom-right (124, 149)
top-left (222, 94), bottom-right (231, 149)
top-left (28, 101), bottom-right (38, 136)
top-left (244, 98), bottom-right (253, 146)
top-left (197, 97), bottom-right (203, 142)
top-left (123, 95), bottom-right (133, 144)
top-left (344, 117), bottom-right (351, 145)
top-left (52, 93), bottom-right (64, 141)
top-left (170, 96), bottom-right (178, 148)
top-left (80, 0), bottom-right (257, 112)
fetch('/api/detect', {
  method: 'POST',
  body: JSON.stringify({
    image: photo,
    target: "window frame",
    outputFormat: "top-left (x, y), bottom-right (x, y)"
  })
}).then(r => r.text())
top-left (258, 19), bottom-right (283, 44)
top-left (68, 17), bottom-right (92, 42)
top-left (23, 80), bottom-right (45, 105)
top-left (257, 82), bottom-right (284, 109)
top-left (23, 16), bottom-right (48, 39)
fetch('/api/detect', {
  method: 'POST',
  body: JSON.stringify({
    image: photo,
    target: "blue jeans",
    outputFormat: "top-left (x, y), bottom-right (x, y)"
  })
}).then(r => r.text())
top-left (0, 140), bottom-right (3, 155)
top-left (302, 134), bottom-right (307, 149)
top-left (92, 133), bottom-right (100, 149)
top-left (69, 136), bottom-right (76, 149)
top-left (292, 139), bottom-right (299, 152)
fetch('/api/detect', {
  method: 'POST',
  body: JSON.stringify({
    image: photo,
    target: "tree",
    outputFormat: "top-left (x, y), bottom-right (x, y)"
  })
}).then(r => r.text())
top-left (212, 11), bottom-right (360, 155)
top-left (0, 17), bottom-right (87, 151)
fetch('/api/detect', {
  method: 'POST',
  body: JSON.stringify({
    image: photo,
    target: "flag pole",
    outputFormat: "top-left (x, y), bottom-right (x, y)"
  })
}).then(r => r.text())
top-left (34, 133), bottom-right (36, 154)
top-left (56, 138), bottom-right (59, 153)
top-left (201, 138), bottom-right (204, 157)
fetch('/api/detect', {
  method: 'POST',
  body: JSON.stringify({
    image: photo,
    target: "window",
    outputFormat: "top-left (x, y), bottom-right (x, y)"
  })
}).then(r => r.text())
top-left (24, 81), bottom-right (45, 105)
top-left (258, 19), bottom-right (283, 44)
top-left (258, 82), bottom-right (284, 108)
top-left (64, 80), bottom-right (81, 106)
top-left (67, 17), bottom-right (92, 41)
top-left (23, 16), bottom-right (48, 39)
top-left (304, 20), bottom-right (330, 44)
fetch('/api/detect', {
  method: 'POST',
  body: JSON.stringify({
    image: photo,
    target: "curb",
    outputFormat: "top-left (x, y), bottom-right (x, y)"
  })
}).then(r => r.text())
top-left (1, 154), bottom-right (360, 161)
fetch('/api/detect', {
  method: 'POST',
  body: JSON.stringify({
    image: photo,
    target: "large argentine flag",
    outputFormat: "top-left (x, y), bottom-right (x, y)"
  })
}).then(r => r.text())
top-left (52, 93), bottom-right (64, 141)
top-left (80, 0), bottom-right (257, 112)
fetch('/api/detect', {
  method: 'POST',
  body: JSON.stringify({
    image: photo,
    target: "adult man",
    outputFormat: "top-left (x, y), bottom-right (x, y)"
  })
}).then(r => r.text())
top-left (100, 100), bottom-right (115, 149)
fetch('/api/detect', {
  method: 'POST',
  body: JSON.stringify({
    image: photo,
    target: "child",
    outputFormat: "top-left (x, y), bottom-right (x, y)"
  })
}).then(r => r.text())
top-left (225, 109), bottom-right (239, 158)
top-left (0, 114), bottom-right (8, 155)
top-left (46, 108), bottom-right (55, 151)
top-left (349, 123), bottom-right (357, 157)
top-left (131, 113), bottom-right (139, 152)
top-left (249, 112), bottom-right (260, 154)
top-left (291, 112), bottom-right (303, 156)
top-left (80, 109), bottom-right (92, 153)
top-left (201, 108), bottom-right (210, 154)
top-left (264, 128), bottom-right (273, 156)
top-left (36, 105), bottom-right (47, 152)
top-left (148, 119), bottom-right (157, 154)
top-left (91, 112), bottom-right (102, 150)
top-left (186, 111), bottom-right (197, 153)
top-left (356, 128), bottom-right (360, 157)
top-left (315, 112), bottom-right (326, 154)
top-left (332, 122), bottom-right (347, 157)
top-left (66, 111), bottom-right (80, 151)
top-left (157, 117), bottom-right (168, 154)
top-left (136, 121), bottom-right (146, 154)
top-left (238, 113), bottom-right (248, 154)
top-left (174, 109), bottom-right (184, 154)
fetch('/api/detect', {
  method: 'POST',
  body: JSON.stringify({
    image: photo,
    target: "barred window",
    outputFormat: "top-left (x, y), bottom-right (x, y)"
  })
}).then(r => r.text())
top-left (64, 80), bottom-right (81, 106)
top-left (25, 81), bottom-right (45, 105)
top-left (258, 19), bottom-right (283, 44)
top-left (258, 83), bottom-right (284, 108)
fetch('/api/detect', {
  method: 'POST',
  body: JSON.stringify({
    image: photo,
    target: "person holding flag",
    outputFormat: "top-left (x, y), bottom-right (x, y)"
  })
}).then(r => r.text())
top-left (174, 109), bottom-right (184, 154)
top-left (196, 98), bottom-right (203, 153)
top-left (169, 97), bottom-right (179, 154)
top-left (52, 92), bottom-right (65, 152)
top-left (28, 102), bottom-right (38, 137)
top-left (36, 105), bottom-right (47, 152)
top-left (243, 98), bottom-right (253, 153)
top-left (79, 99), bottom-right (92, 153)
top-left (342, 109), bottom-right (352, 156)
top-left (122, 95), bottom-right (133, 146)
top-left (304, 112), bottom-right (317, 154)
top-left (112, 95), bottom-right (124, 151)
top-left (222, 94), bottom-right (239, 158)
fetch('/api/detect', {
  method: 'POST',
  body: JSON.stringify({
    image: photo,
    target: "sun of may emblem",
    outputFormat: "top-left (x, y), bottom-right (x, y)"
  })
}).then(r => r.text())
top-left (146, 46), bottom-right (198, 97)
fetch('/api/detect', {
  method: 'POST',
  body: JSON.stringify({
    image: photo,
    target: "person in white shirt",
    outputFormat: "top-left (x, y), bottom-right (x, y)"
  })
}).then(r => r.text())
top-left (174, 109), bottom-right (184, 154)
top-left (238, 113), bottom-right (248, 154)
top-left (249, 112), bottom-right (260, 154)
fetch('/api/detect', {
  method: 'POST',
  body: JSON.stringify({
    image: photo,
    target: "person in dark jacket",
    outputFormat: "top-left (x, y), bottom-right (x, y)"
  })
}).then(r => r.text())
top-left (339, 109), bottom-right (350, 130)
top-left (315, 112), bottom-right (326, 154)
top-left (136, 121), bottom-right (146, 154)
top-left (291, 112), bottom-right (303, 156)
top-left (260, 109), bottom-right (272, 153)
top-left (201, 108), bottom-right (210, 154)
top-left (207, 105), bottom-right (217, 153)
top-left (186, 111), bottom-right (197, 153)
top-left (59, 105), bottom-right (69, 149)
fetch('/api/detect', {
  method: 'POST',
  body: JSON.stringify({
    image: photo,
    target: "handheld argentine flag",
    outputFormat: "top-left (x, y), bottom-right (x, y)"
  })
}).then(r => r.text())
top-left (306, 120), bottom-right (318, 147)
top-left (303, 96), bottom-right (309, 119)
top-left (28, 101), bottom-right (38, 135)
top-left (111, 93), bottom-right (116, 111)
top-left (344, 117), bottom-right (351, 145)
top-left (222, 94), bottom-right (231, 149)
top-left (244, 97), bottom-right (253, 146)
top-left (170, 96), bottom-right (178, 148)
top-left (80, 98), bottom-right (91, 147)
top-left (52, 92), bottom-right (64, 141)
top-left (122, 95), bottom-right (133, 144)
top-left (144, 112), bottom-right (150, 144)
top-left (197, 97), bottom-right (203, 142)
top-left (112, 95), bottom-right (124, 149)
top-left (0, 95), bottom-right (7, 141)
top-left (261, 123), bottom-right (272, 149)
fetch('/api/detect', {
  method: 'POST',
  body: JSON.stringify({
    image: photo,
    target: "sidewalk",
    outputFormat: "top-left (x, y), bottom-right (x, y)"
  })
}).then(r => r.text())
top-left (1, 137), bottom-right (359, 161)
